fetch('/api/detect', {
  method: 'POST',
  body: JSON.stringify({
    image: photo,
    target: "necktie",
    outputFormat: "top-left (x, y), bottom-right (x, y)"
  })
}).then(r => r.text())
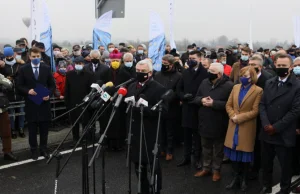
top-left (34, 67), bottom-right (39, 80)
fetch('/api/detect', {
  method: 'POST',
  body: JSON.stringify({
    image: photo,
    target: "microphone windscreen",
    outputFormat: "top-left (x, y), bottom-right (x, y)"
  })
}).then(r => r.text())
top-left (105, 81), bottom-right (114, 87)
top-left (118, 87), bottom-right (128, 96)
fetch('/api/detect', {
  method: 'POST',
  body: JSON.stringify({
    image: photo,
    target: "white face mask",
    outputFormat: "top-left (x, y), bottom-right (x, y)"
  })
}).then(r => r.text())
top-left (15, 55), bottom-right (22, 60)
top-left (221, 61), bottom-right (226, 65)
top-left (73, 50), bottom-right (81, 56)
top-left (5, 59), bottom-right (16, 66)
top-left (75, 64), bottom-right (83, 71)
top-left (53, 51), bottom-right (60, 56)
top-left (124, 62), bottom-right (133, 68)
top-left (188, 49), bottom-right (193, 53)
top-left (137, 50), bottom-right (144, 55)
top-left (108, 48), bottom-right (114, 53)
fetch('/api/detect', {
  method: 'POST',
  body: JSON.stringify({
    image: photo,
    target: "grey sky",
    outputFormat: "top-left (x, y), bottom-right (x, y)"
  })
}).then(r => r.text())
top-left (1, 0), bottom-right (300, 44)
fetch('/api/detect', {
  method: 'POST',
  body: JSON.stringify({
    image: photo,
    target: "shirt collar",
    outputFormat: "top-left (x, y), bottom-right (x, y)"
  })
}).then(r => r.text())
top-left (278, 76), bottom-right (288, 83)
top-left (257, 72), bottom-right (262, 78)
top-left (31, 63), bottom-right (40, 68)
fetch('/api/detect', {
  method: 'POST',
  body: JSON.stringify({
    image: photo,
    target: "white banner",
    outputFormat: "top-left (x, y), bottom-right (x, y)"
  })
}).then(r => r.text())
top-left (294, 16), bottom-right (300, 47)
top-left (30, 0), bottom-right (41, 42)
top-left (149, 10), bottom-right (166, 71)
top-left (93, 10), bottom-right (113, 50)
top-left (169, 0), bottom-right (176, 49)
top-left (248, 4), bottom-right (253, 50)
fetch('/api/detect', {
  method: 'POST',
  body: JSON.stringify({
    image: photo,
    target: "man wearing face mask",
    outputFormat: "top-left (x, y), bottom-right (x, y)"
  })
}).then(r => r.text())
top-left (259, 53), bottom-right (300, 194)
top-left (0, 47), bottom-right (26, 139)
top-left (71, 45), bottom-right (82, 62)
top-left (16, 39), bottom-right (29, 63)
top-left (181, 45), bottom-right (194, 66)
top-left (230, 47), bottom-right (251, 83)
top-left (85, 50), bottom-right (111, 83)
top-left (117, 53), bottom-right (136, 84)
top-left (217, 52), bottom-right (232, 77)
top-left (65, 56), bottom-right (95, 146)
top-left (176, 51), bottom-right (209, 168)
top-left (107, 43), bottom-right (116, 53)
top-left (136, 44), bottom-right (147, 63)
top-left (171, 50), bottom-right (185, 73)
top-left (35, 42), bottom-right (51, 67)
top-left (154, 54), bottom-right (182, 161)
top-left (192, 63), bottom-right (233, 181)
top-left (17, 47), bottom-right (56, 160)
top-left (126, 59), bottom-right (166, 194)
top-left (226, 46), bottom-right (238, 66)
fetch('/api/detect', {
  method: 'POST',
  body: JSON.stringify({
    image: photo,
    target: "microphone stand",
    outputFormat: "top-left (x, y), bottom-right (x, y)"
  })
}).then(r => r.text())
top-left (88, 103), bottom-right (121, 194)
top-left (126, 105), bottom-right (133, 194)
top-left (150, 104), bottom-right (162, 193)
top-left (138, 105), bottom-right (144, 194)
top-left (52, 101), bottom-right (86, 121)
top-left (53, 151), bottom-right (62, 194)
top-left (291, 177), bottom-right (300, 192)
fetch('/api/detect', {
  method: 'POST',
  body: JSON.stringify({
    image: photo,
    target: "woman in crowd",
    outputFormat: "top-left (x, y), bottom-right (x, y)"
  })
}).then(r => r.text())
top-left (224, 66), bottom-right (263, 192)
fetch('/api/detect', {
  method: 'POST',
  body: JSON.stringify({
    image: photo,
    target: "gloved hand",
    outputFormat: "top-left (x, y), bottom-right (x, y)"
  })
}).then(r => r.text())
top-left (183, 93), bottom-right (193, 101)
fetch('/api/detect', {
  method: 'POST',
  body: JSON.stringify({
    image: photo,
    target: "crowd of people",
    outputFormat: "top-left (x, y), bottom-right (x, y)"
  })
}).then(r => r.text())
top-left (0, 38), bottom-right (300, 194)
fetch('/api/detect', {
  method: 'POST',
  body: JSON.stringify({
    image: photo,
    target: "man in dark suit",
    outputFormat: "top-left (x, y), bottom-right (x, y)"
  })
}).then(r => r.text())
top-left (259, 53), bottom-right (300, 194)
top-left (126, 59), bottom-right (166, 194)
top-left (248, 55), bottom-right (273, 179)
top-left (84, 50), bottom-right (111, 83)
top-left (17, 47), bottom-right (55, 160)
top-left (176, 51), bottom-right (209, 168)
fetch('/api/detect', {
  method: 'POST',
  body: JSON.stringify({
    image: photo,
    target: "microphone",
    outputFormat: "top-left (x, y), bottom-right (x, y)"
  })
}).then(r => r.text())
top-left (115, 78), bottom-right (136, 89)
top-left (90, 82), bottom-right (115, 109)
top-left (113, 87), bottom-right (128, 108)
top-left (124, 96), bottom-right (135, 113)
top-left (151, 89), bottom-right (174, 111)
top-left (136, 94), bottom-right (148, 108)
top-left (83, 80), bottom-right (104, 102)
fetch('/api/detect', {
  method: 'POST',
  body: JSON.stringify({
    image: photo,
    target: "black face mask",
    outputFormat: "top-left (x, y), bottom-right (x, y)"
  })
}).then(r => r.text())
top-left (208, 72), bottom-right (218, 81)
top-left (91, 59), bottom-right (99, 64)
top-left (276, 68), bottom-right (289, 77)
top-left (254, 67), bottom-right (260, 73)
top-left (136, 72), bottom-right (149, 83)
top-left (161, 65), bottom-right (170, 72)
top-left (187, 60), bottom-right (198, 68)
top-left (6, 58), bottom-right (14, 62)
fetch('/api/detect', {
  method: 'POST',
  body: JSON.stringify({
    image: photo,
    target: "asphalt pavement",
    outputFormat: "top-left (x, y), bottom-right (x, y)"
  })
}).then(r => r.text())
top-left (0, 128), bottom-right (295, 194)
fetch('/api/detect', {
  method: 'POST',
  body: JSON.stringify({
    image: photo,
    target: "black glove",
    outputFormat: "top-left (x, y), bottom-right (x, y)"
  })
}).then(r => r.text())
top-left (183, 93), bottom-right (193, 101)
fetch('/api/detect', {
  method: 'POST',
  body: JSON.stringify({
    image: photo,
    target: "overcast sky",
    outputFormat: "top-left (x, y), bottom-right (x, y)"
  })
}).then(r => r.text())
top-left (1, 0), bottom-right (300, 44)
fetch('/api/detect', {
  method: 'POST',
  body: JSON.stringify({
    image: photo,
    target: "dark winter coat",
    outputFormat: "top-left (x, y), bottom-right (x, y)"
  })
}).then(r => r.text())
top-left (260, 75), bottom-right (300, 147)
top-left (256, 70), bottom-right (273, 90)
top-left (17, 63), bottom-right (56, 122)
top-left (126, 79), bottom-right (166, 163)
top-left (194, 76), bottom-right (233, 138)
top-left (84, 62), bottom-right (111, 83)
top-left (154, 68), bottom-right (182, 119)
top-left (0, 62), bottom-right (23, 102)
top-left (177, 64), bottom-right (209, 129)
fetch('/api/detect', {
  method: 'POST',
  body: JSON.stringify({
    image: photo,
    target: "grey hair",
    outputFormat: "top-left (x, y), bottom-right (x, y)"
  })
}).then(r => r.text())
top-left (123, 53), bottom-right (133, 60)
top-left (217, 52), bottom-right (226, 60)
top-left (137, 59), bottom-right (153, 72)
top-left (250, 54), bottom-right (264, 66)
top-left (294, 57), bottom-right (300, 64)
top-left (210, 63), bottom-right (224, 75)
top-left (203, 58), bottom-right (212, 64)
top-left (90, 50), bottom-right (101, 58)
top-left (162, 54), bottom-right (175, 64)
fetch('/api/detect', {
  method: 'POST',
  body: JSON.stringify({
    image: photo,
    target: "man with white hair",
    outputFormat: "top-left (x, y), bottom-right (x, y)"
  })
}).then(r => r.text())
top-left (115, 52), bottom-right (136, 85)
top-left (84, 50), bottom-right (111, 83)
top-left (136, 44), bottom-right (147, 63)
top-left (126, 59), bottom-right (166, 194)
top-left (192, 63), bottom-right (233, 181)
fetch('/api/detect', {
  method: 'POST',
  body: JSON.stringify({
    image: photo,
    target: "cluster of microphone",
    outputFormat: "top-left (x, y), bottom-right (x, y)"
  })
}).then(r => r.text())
top-left (82, 78), bottom-right (175, 113)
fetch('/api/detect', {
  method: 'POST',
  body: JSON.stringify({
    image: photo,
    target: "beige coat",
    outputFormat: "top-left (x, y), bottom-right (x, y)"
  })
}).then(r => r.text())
top-left (224, 84), bottom-right (263, 152)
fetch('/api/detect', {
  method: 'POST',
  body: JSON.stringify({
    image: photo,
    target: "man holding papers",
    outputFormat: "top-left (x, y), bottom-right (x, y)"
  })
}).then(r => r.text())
top-left (17, 47), bottom-right (55, 160)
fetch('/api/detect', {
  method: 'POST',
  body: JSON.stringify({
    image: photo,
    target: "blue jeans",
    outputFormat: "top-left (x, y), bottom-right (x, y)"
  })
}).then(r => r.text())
top-left (9, 107), bottom-right (25, 130)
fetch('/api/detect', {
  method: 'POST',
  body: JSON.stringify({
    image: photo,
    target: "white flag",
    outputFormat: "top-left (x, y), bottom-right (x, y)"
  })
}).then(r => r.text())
top-left (148, 10), bottom-right (166, 71)
top-left (169, 0), bottom-right (176, 49)
top-left (293, 16), bottom-right (300, 47)
top-left (93, 10), bottom-right (113, 50)
top-left (30, 0), bottom-right (41, 42)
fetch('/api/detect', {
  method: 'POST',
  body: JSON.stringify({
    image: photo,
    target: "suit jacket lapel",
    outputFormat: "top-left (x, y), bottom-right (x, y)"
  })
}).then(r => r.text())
top-left (240, 85), bottom-right (256, 108)
top-left (271, 83), bottom-right (289, 101)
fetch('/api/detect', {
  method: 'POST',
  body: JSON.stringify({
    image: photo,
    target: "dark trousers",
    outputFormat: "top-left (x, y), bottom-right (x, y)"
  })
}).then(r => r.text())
top-left (201, 137), bottom-right (224, 172)
top-left (253, 138), bottom-right (261, 172)
top-left (0, 112), bottom-right (12, 153)
top-left (70, 111), bottom-right (90, 141)
top-left (27, 121), bottom-right (49, 151)
top-left (160, 119), bottom-right (175, 154)
top-left (134, 162), bottom-right (162, 194)
top-left (184, 127), bottom-right (202, 160)
top-left (261, 141), bottom-right (293, 192)
top-left (292, 135), bottom-right (300, 175)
